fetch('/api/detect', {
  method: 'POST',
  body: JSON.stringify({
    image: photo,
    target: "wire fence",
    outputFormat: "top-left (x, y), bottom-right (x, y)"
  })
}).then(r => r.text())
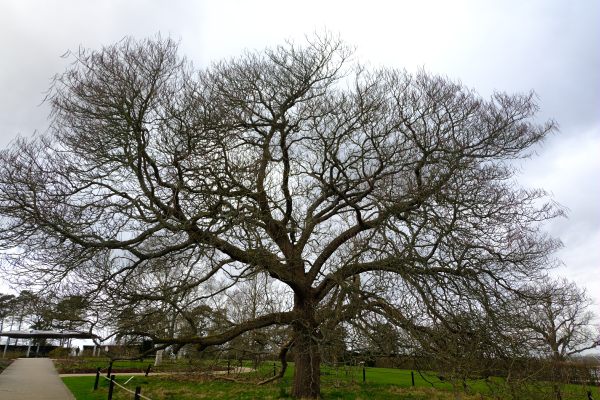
top-left (94, 367), bottom-right (153, 400)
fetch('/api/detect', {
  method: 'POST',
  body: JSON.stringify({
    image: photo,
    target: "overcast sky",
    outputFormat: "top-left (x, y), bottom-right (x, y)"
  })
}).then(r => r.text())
top-left (1, 0), bottom-right (598, 312)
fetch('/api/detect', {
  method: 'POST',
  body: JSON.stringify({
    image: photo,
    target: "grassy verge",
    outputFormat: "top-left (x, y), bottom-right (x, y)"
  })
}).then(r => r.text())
top-left (63, 375), bottom-right (489, 400)
top-left (0, 358), bottom-right (12, 373)
top-left (61, 362), bottom-right (600, 400)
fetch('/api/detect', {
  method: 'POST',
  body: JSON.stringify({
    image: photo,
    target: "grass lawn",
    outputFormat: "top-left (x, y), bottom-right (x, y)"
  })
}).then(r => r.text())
top-left (62, 362), bottom-right (600, 400)
top-left (63, 375), bottom-right (486, 400)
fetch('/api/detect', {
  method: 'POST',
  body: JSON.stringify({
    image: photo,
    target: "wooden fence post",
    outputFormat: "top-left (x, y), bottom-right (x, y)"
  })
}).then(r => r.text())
top-left (107, 375), bottom-right (115, 400)
top-left (106, 361), bottom-right (113, 378)
top-left (93, 367), bottom-right (100, 390)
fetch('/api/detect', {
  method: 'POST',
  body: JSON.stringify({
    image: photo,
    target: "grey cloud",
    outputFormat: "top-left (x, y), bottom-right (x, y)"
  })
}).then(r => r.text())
top-left (0, 0), bottom-right (598, 308)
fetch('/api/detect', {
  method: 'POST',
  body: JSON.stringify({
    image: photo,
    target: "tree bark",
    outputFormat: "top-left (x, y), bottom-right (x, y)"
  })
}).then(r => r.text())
top-left (551, 351), bottom-right (563, 400)
top-left (291, 301), bottom-right (321, 399)
top-left (291, 325), bottom-right (321, 399)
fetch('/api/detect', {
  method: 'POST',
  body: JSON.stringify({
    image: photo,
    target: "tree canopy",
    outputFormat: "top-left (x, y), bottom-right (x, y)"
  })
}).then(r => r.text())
top-left (0, 35), bottom-right (564, 398)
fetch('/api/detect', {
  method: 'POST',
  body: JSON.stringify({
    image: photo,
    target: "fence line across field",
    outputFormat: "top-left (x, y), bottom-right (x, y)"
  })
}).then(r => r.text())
top-left (103, 374), bottom-right (153, 400)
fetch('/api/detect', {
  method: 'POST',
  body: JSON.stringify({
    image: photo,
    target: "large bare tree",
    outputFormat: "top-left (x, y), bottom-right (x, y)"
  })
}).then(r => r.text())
top-left (0, 36), bottom-right (561, 398)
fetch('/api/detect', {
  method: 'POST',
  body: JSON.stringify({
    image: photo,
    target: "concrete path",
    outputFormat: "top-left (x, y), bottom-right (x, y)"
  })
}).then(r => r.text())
top-left (0, 358), bottom-right (75, 400)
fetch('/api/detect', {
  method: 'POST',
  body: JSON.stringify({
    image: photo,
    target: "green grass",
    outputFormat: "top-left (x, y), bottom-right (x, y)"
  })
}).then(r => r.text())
top-left (62, 362), bottom-right (600, 400)
top-left (62, 375), bottom-right (488, 400)
top-left (0, 358), bottom-right (12, 373)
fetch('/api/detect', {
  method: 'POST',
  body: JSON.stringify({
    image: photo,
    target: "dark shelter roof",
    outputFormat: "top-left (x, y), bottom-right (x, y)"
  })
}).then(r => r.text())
top-left (0, 330), bottom-right (98, 339)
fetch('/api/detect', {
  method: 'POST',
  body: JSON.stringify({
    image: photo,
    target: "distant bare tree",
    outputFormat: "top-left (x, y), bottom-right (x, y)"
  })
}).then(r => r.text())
top-left (522, 280), bottom-right (597, 360)
top-left (0, 35), bottom-right (561, 398)
top-left (518, 279), bottom-right (598, 399)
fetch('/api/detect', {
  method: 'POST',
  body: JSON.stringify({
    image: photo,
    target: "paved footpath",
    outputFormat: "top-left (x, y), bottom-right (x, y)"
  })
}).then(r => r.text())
top-left (0, 358), bottom-right (75, 400)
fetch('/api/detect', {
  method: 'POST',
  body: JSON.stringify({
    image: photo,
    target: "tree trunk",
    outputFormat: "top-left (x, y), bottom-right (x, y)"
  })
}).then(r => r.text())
top-left (551, 350), bottom-right (563, 400)
top-left (291, 324), bottom-right (321, 399)
top-left (290, 296), bottom-right (321, 399)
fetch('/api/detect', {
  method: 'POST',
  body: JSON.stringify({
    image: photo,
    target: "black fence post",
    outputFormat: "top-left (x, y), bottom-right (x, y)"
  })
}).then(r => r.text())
top-left (145, 364), bottom-right (151, 377)
top-left (134, 386), bottom-right (142, 400)
top-left (587, 390), bottom-right (593, 400)
top-left (362, 365), bottom-right (366, 383)
top-left (93, 367), bottom-right (100, 390)
top-left (106, 361), bottom-right (113, 378)
top-left (107, 375), bottom-right (115, 400)
top-left (411, 371), bottom-right (415, 387)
